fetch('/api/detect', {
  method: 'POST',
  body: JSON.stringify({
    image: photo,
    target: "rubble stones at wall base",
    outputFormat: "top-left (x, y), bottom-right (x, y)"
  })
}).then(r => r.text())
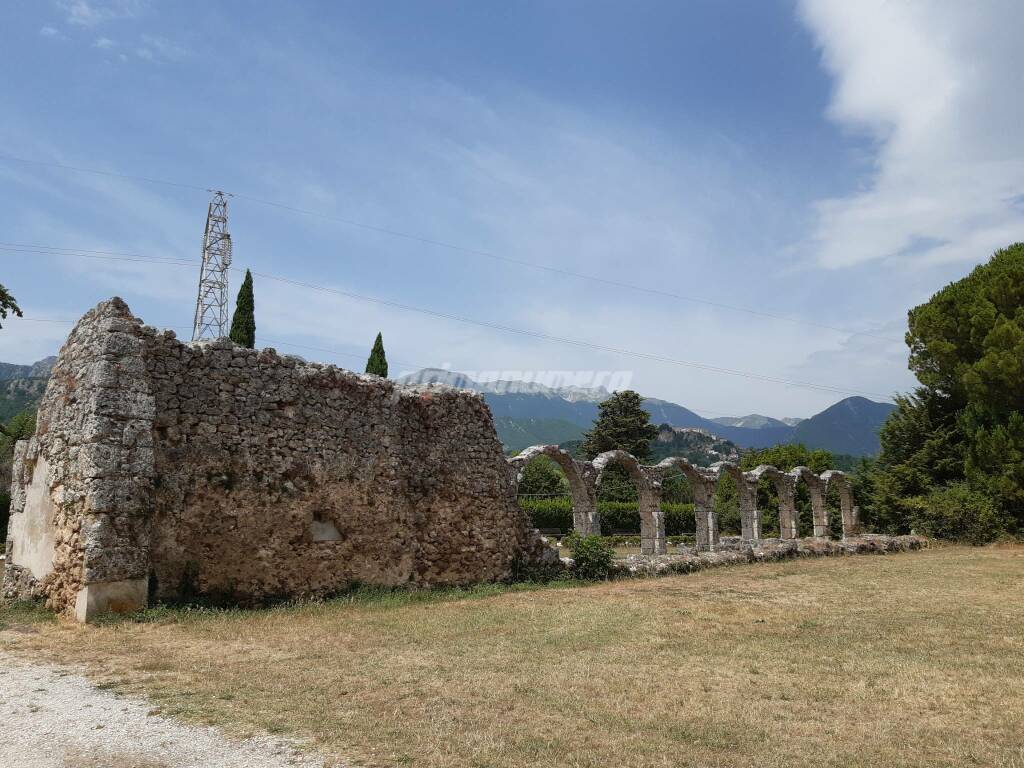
top-left (617, 534), bottom-right (928, 577)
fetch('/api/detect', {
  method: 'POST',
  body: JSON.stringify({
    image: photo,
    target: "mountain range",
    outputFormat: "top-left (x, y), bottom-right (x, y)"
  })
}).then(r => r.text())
top-left (398, 368), bottom-right (895, 456)
top-left (0, 357), bottom-right (55, 422)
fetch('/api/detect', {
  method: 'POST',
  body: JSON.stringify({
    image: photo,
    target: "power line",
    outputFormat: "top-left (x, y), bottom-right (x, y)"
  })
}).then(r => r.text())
top-left (0, 152), bottom-right (902, 343)
top-left (4, 247), bottom-right (894, 400)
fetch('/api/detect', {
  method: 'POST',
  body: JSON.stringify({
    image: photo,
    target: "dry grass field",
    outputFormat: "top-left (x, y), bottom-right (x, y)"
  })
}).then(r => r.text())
top-left (3, 545), bottom-right (1024, 768)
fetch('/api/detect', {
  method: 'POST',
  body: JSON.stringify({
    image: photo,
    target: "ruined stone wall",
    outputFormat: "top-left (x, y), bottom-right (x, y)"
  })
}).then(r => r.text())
top-left (5, 299), bottom-right (553, 619)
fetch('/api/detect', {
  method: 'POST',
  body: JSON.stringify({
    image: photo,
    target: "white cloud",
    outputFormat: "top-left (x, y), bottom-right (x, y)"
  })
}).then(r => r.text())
top-left (59, 0), bottom-right (143, 27)
top-left (39, 26), bottom-right (62, 39)
top-left (93, 37), bottom-right (115, 49)
top-left (135, 47), bottom-right (153, 60)
top-left (138, 34), bottom-right (187, 61)
top-left (797, 0), bottom-right (1024, 269)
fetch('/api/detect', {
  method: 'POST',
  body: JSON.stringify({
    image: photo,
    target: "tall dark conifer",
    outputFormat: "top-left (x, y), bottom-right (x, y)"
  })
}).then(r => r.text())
top-left (365, 332), bottom-right (388, 377)
top-left (579, 390), bottom-right (657, 460)
top-left (229, 269), bottom-right (256, 348)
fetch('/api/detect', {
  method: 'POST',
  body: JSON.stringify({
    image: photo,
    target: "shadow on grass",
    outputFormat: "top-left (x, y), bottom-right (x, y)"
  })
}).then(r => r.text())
top-left (3, 579), bottom-right (589, 629)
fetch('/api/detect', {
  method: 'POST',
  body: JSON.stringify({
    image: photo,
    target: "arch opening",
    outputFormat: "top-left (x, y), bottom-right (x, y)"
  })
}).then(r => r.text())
top-left (593, 450), bottom-right (665, 555)
top-left (712, 462), bottom-right (760, 541)
top-left (790, 467), bottom-right (829, 538)
top-left (510, 445), bottom-right (599, 538)
top-left (655, 457), bottom-right (717, 551)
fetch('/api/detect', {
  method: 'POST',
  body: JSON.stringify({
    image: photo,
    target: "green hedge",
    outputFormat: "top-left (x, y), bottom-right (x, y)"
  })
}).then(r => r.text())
top-left (518, 497), bottom-right (696, 535)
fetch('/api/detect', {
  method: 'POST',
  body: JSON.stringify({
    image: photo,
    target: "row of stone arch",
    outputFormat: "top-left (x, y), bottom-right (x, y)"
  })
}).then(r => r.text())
top-left (508, 445), bottom-right (859, 555)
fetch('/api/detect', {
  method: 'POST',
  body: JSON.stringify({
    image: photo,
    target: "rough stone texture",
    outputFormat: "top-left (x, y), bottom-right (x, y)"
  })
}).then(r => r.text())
top-left (4, 298), bottom-right (555, 619)
top-left (621, 534), bottom-right (928, 577)
top-left (509, 447), bottom-right (862, 553)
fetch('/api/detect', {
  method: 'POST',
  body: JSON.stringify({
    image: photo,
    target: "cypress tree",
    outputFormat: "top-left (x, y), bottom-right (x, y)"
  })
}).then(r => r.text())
top-left (365, 332), bottom-right (388, 377)
top-left (229, 269), bottom-right (256, 348)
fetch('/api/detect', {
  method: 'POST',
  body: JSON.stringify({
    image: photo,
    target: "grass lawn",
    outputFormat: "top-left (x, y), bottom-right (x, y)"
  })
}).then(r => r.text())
top-left (2, 545), bottom-right (1023, 768)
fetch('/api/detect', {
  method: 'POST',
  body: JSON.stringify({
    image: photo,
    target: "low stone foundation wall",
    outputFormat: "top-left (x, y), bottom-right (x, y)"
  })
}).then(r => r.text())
top-left (612, 534), bottom-right (928, 577)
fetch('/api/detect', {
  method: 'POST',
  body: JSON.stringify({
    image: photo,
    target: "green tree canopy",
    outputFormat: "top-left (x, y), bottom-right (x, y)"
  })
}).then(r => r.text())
top-left (579, 390), bottom-right (658, 460)
top-left (229, 269), bottom-right (255, 348)
top-left (0, 282), bottom-right (22, 329)
top-left (871, 242), bottom-right (1024, 540)
top-left (515, 455), bottom-right (568, 497)
top-left (365, 332), bottom-right (388, 377)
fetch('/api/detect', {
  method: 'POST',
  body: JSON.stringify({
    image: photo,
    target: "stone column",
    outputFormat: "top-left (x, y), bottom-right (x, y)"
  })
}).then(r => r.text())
top-left (691, 473), bottom-right (719, 551)
top-left (575, 462), bottom-right (601, 537)
top-left (810, 485), bottom-right (829, 538)
top-left (775, 475), bottom-right (798, 540)
top-left (737, 474), bottom-right (761, 542)
top-left (639, 470), bottom-right (666, 555)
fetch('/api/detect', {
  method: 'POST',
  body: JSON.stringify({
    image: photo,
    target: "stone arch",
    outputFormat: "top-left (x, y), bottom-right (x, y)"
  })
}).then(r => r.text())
top-left (749, 465), bottom-right (798, 540)
top-left (508, 445), bottom-right (599, 536)
top-left (821, 470), bottom-right (859, 538)
top-left (593, 450), bottom-right (665, 555)
top-left (655, 457), bottom-right (719, 551)
top-left (711, 462), bottom-right (761, 542)
top-left (790, 466), bottom-right (829, 538)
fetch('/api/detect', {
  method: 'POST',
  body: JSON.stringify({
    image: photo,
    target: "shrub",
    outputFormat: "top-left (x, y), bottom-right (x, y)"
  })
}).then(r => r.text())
top-left (566, 535), bottom-right (615, 580)
top-left (910, 483), bottom-right (1010, 545)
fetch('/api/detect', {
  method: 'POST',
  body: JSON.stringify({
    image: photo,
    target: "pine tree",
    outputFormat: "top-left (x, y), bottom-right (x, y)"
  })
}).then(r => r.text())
top-left (229, 269), bottom-right (255, 348)
top-left (579, 390), bottom-right (658, 460)
top-left (365, 332), bottom-right (388, 377)
top-left (0, 282), bottom-right (22, 329)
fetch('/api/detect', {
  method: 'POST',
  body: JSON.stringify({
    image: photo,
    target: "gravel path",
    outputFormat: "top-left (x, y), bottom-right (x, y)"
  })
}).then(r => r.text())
top-left (0, 652), bottom-right (332, 768)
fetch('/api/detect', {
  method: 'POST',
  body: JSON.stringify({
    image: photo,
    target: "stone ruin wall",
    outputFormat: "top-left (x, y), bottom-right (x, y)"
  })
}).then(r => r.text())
top-left (4, 298), bottom-right (554, 620)
top-left (508, 445), bottom-right (862, 555)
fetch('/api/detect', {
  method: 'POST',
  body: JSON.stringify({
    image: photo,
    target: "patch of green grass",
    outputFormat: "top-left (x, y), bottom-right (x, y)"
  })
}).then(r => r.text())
top-left (0, 600), bottom-right (55, 631)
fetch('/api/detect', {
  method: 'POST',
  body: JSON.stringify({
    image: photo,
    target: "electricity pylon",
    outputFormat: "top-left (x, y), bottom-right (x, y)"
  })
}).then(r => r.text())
top-left (192, 190), bottom-right (233, 341)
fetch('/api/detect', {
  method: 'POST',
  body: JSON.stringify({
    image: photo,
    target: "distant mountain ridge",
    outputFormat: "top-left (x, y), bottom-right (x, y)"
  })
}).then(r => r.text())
top-left (0, 357), bottom-right (55, 421)
top-left (398, 368), bottom-right (895, 456)
top-left (711, 414), bottom-right (800, 429)
top-left (0, 357), bottom-right (55, 381)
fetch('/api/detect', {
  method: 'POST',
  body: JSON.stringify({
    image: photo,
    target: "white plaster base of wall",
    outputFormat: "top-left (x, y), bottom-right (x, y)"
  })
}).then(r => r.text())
top-left (74, 578), bottom-right (148, 623)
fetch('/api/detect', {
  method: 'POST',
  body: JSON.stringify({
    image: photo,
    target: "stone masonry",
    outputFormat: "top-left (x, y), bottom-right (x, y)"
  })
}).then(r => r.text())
top-left (4, 298), bottom-right (556, 621)
top-left (509, 446), bottom-right (860, 554)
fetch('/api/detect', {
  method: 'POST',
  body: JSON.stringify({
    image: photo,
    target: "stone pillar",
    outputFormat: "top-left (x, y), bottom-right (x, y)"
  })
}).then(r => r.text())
top-left (810, 485), bottom-right (829, 538)
top-left (691, 473), bottom-right (719, 551)
top-left (639, 471), bottom-right (666, 555)
top-left (830, 477), bottom-right (859, 538)
top-left (775, 475), bottom-right (798, 540)
top-left (737, 475), bottom-right (761, 542)
top-left (575, 463), bottom-right (601, 537)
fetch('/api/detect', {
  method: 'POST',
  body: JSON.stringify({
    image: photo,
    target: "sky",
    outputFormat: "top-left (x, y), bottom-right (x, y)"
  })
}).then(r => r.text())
top-left (1, 0), bottom-right (1022, 419)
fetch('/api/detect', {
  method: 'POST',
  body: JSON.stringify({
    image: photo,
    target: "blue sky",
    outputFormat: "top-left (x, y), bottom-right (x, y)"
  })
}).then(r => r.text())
top-left (2, 0), bottom-right (1021, 418)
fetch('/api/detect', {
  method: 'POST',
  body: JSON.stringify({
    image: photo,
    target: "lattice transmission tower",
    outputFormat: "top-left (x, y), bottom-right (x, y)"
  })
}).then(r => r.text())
top-left (192, 190), bottom-right (233, 341)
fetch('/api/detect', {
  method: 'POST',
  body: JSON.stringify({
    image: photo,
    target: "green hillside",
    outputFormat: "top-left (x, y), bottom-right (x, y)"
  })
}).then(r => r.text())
top-left (494, 417), bottom-right (586, 453)
top-left (0, 378), bottom-right (46, 422)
